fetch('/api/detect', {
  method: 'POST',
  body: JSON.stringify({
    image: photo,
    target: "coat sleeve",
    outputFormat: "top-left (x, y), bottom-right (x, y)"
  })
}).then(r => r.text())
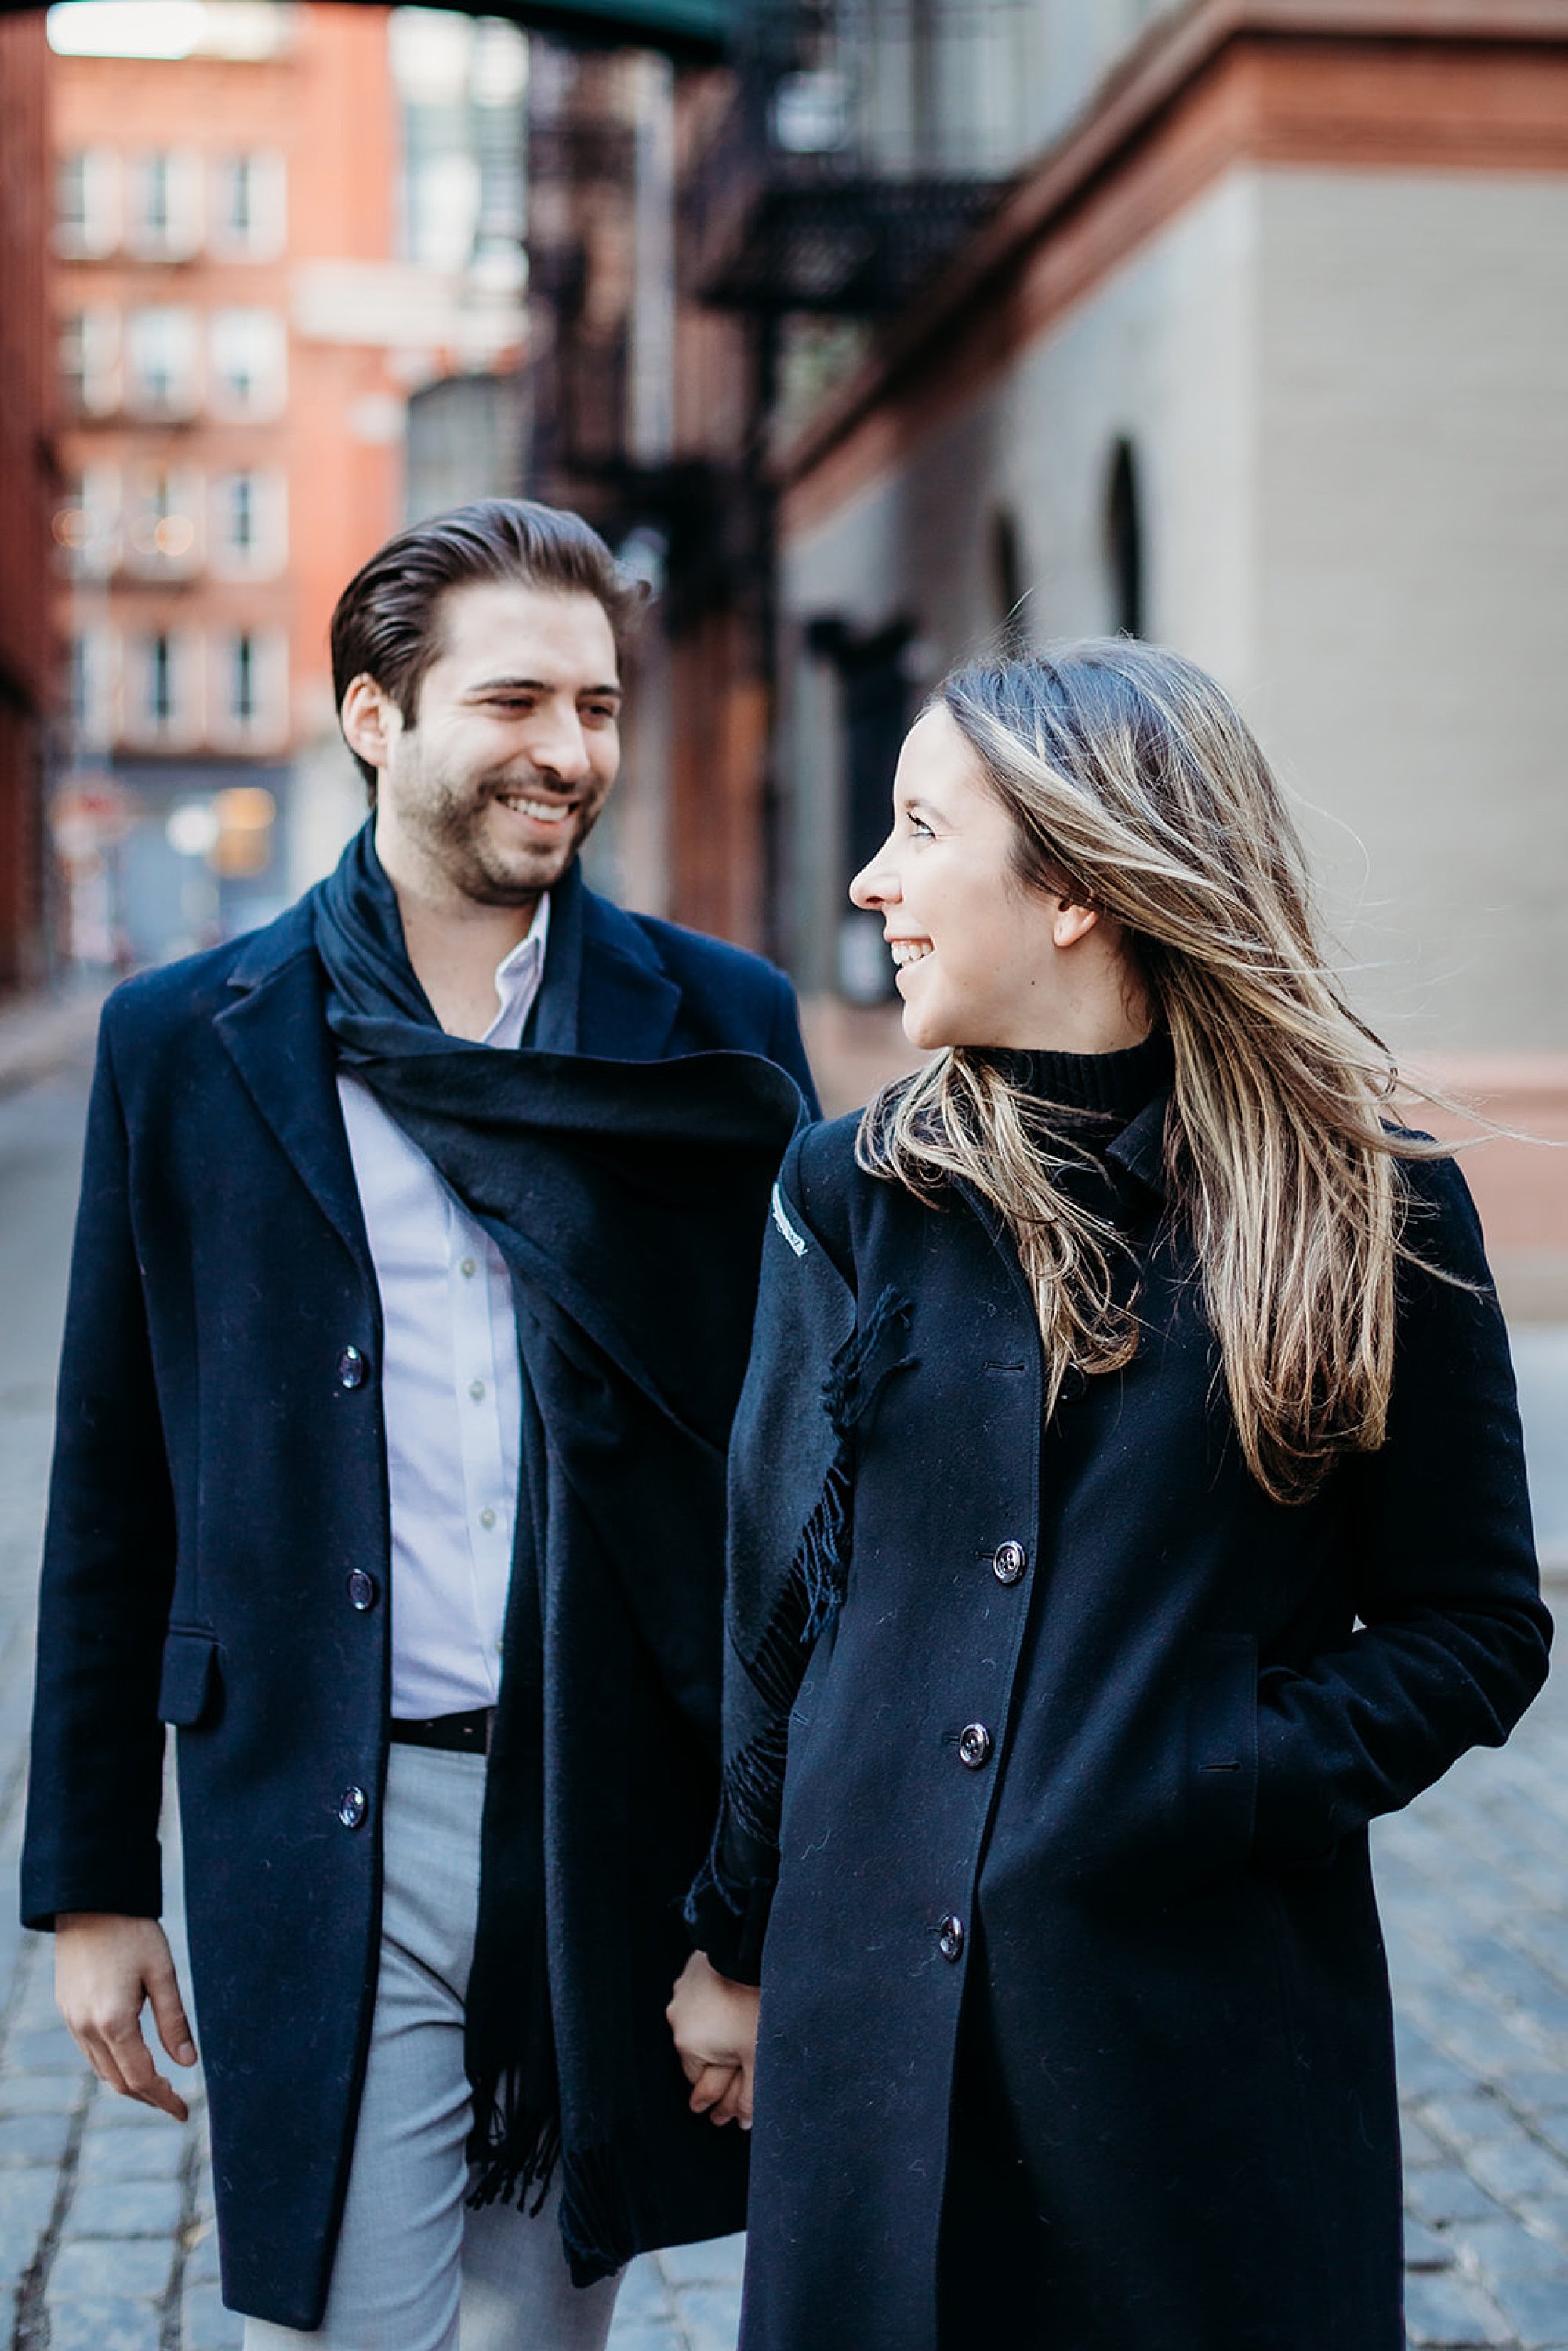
top-left (21, 1005), bottom-right (178, 1929)
top-left (686, 1127), bottom-right (858, 1981)
top-left (1252, 1153), bottom-right (1552, 1869)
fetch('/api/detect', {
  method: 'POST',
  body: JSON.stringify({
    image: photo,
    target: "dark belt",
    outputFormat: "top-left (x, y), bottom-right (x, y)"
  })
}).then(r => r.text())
top-left (390, 1707), bottom-right (494, 1754)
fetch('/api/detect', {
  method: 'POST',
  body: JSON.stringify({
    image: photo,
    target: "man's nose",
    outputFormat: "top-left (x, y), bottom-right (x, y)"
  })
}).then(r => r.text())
top-left (530, 713), bottom-right (593, 785)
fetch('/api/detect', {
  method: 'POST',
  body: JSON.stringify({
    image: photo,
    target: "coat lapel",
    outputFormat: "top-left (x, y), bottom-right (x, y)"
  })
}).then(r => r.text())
top-left (215, 902), bottom-right (373, 1281)
top-left (574, 871), bottom-right (681, 1061)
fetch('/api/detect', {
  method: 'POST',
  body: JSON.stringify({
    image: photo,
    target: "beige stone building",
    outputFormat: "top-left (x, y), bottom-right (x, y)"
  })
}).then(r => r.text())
top-left (715, 0), bottom-right (1568, 1304)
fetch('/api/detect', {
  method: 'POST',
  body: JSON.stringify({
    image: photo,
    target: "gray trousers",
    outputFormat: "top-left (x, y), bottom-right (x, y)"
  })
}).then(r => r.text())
top-left (245, 1742), bottom-right (621, 2351)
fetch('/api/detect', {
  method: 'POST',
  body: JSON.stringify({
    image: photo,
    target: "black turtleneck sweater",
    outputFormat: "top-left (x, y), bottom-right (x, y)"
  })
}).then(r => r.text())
top-left (986, 1027), bottom-right (1175, 1131)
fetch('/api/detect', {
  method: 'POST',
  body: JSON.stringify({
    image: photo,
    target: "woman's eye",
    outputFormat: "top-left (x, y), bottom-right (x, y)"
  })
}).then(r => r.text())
top-left (907, 815), bottom-right (934, 840)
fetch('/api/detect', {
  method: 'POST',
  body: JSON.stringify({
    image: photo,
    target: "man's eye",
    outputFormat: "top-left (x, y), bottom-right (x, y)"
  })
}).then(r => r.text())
top-left (583, 703), bottom-right (620, 722)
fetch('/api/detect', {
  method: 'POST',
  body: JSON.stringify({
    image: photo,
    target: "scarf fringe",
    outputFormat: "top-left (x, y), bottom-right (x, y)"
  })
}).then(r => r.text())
top-left (695, 1288), bottom-right (915, 1912)
top-left (466, 2086), bottom-right (564, 2218)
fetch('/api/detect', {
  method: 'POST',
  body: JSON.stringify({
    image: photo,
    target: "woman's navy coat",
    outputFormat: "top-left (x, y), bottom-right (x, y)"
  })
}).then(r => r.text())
top-left (20, 868), bottom-right (815, 2329)
top-left (717, 1104), bottom-right (1549, 2351)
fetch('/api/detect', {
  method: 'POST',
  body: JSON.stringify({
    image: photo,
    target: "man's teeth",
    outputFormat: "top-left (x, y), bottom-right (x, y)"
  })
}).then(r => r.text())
top-left (499, 794), bottom-right (571, 824)
top-left (890, 939), bottom-right (933, 968)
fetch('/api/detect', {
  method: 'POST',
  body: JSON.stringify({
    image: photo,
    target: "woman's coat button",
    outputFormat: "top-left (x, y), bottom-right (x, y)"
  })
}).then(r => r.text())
top-left (992, 1540), bottom-right (1027, 1584)
top-left (337, 1786), bottom-right (368, 1829)
top-left (957, 1723), bottom-right (993, 1769)
top-left (937, 1914), bottom-right (966, 1961)
top-left (346, 1569), bottom-right (377, 1612)
top-left (336, 1344), bottom-right (367, 1390)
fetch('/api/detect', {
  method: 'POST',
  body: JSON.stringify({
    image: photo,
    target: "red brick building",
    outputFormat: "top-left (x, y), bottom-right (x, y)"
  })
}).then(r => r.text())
top-left (0, 10), bottom-right (56, 992)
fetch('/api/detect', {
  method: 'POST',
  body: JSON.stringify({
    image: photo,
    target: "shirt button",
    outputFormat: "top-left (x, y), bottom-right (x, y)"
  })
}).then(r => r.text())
top-left (346, 1569), bottom-right (378, 1612)
top-left (479, 1507), bottom-right (497, 1530)
top-left (992, 1540), bottom-right (1027, 1585)
top-left (469, 1379), bottom-right (486, 1402)
top-left (957, 1722), bottom-right (993, 1770)
top-left (938, 1914), bottom-right (965, 1962)
top-left (338, 1786), bottom-right (367, 1830)
top-left (459, 1257), bottom-right (477, 1279)
top-left (336, 1345), bottom-right (367, 1390)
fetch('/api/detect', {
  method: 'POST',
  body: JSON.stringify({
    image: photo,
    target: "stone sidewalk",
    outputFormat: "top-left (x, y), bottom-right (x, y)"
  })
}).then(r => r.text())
top-left (0, 1056), bottom-right (1566, 2348)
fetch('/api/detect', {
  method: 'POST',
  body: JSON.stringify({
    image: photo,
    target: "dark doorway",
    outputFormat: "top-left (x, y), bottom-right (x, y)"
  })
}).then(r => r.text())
top-left (1105, 437), bottom-right (1143, 639)
top-left (808, 615), bottom-right (915, 1002)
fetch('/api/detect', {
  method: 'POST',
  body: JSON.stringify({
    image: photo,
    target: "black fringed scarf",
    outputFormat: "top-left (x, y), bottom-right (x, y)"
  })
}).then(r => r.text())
top-left (314, 823), bottom-right (803, 2277)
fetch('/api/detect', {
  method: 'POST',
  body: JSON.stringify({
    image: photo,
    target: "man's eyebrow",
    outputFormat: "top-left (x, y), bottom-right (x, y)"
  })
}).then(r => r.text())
top-left (464, 674), bottom-right (622, 698)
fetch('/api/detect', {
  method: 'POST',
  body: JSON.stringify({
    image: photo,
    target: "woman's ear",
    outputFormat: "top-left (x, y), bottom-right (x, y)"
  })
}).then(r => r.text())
top-left (1050, 898), bottom-right (1101, 950)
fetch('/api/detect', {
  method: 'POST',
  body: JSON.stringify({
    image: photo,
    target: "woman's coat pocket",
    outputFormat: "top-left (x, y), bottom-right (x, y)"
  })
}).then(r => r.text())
top-left (1185, 1633), bottom-right (1259, 1877)
top-left (158, 1628), bottom-right (221, 1728)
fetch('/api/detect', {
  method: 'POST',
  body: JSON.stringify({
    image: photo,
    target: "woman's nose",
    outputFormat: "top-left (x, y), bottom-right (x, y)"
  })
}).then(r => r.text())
top-left (849, 844), bottom-right (900, 911)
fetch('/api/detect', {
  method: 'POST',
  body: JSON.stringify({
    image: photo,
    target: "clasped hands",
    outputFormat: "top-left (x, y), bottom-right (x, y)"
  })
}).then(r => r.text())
top-left (666, 1950), bottom-right (760, 2131)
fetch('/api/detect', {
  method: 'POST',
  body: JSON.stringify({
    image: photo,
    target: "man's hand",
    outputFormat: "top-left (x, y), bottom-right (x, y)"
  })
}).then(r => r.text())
top-left (666, 1949), bottom-right (760, 2130)
top-left (55, 1914), bottom-right (197, 2122)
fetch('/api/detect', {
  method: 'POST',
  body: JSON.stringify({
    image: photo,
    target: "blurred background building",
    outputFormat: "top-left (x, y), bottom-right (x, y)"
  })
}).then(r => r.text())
top-left (47, 0), bottom-right (523, 964)
top-left (0, 0), bottom-right (1562, 1295)
top-left (0, 8), bottom-right (54, 994)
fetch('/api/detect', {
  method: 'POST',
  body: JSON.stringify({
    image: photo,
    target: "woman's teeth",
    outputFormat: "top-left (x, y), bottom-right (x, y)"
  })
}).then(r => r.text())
top-left (498, 793), bottom-right (571, 824)
top-left (890, 939), bottom-right (932, 967)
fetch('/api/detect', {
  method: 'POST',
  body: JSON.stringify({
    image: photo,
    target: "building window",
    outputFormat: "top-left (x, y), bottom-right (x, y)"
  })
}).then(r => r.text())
top-left (1106, 437), bottom-right (1144, 639)
top-left (54, 147), bottom-right (119, 256)
top-left (210, 470), bottom-right (286, 577)
top-left (67, 626), bottom-right (117, 749)
top-left (210, 151), bottom-right (285, 259)
top-left (149, 633), bottom-right (174, 726)
top-left (125, 629), bottom-right (197, 746)
top-left (127, 148), bottom-right (201, 259)
top-left (210, 628), bottom-right (287, 749)
top-left (125, 467), bottom-right (201, 575)
top-left (59, 307), bottom-right (121, 416)
top-left (125, 306), bottom-right (201, 417)
top-left (208, 309), bottom-right (287, 418)
top-left (53, 466), bottom-right (122, 577)
top-left (231, 632), bottom-right (256, 724)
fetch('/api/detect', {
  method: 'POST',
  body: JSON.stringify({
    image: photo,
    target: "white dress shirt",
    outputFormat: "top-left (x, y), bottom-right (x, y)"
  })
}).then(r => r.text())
top-left (338, 897), bottom-right (550, 1720)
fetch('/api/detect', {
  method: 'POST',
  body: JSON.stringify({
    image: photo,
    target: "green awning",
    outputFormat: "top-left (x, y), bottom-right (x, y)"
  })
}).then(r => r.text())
top-left (9, 0), bottom-right (739, 56)
top-left (480, 0), bottom-right (734, 56)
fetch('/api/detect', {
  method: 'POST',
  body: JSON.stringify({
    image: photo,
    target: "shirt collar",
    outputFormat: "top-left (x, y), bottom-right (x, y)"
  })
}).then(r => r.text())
top-left (481, 894), bottom-right (550, 1049)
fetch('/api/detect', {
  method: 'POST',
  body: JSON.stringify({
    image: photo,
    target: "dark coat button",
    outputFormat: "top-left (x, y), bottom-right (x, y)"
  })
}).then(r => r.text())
top-left (1060, 1366), bottom-right (1088, 1402)
top-left (336, 1345), bottom-right (367, 1391)
top-left (938, 1914), bottom-right (965, 1961)
top-left (992, 1540), bottom-right (1027, 1585)
top-left (337, 1786), bottom-right (367, 1829)
top-left (346, 1570), bottom-right (377, 1612)
top-left (957, 1722), bottom-right (993, 1770)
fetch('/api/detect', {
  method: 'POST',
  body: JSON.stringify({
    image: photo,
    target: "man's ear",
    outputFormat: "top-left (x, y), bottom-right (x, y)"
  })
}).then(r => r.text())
top-left (339, 673), bottom-right (400, 778)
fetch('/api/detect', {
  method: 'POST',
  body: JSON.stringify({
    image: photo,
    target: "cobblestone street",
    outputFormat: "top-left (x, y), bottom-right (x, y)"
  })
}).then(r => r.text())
top-left (0, 1048), bottom-right (1565, 2349)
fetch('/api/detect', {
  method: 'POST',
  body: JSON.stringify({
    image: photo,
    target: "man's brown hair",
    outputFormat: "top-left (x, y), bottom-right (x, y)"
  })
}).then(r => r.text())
top-left (329, 498), bottom-right (646, 791)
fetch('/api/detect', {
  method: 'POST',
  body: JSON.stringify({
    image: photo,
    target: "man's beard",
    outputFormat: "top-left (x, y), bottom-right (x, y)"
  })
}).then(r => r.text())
top-left (412, 766), bottom-right (607, 907)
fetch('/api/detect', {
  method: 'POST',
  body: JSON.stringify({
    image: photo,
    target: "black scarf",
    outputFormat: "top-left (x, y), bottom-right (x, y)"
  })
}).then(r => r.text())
top-left (314, 823), bottom-right (802, 2273)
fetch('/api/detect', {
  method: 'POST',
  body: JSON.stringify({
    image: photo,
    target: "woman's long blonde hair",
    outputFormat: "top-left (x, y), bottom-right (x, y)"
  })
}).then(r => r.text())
top-left (857, 639), bottom-right (1454, 1504)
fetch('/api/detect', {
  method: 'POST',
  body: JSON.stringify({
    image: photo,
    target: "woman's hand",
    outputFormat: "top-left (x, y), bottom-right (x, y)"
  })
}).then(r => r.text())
top-left (666, 1950), bottom-right (760, 2129)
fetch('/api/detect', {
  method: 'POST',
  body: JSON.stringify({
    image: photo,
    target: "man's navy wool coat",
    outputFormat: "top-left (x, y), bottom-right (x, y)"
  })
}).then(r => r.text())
top-left (712, 1103), bottom-right (1550, 2351)
top-left (20, 865), bottom-right (815, 2329)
